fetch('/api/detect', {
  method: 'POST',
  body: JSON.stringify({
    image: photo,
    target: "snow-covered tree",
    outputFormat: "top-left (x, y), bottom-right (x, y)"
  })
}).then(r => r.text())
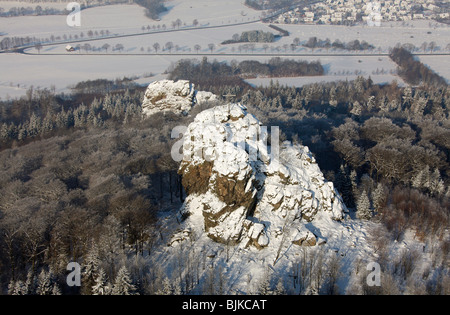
top-left (36, 269), bottom-right (52, 295)
top-left (371, 183), bottom-right (386, 213)
top-left (335, 164), bottom-right (355, 208)
top-left (92, 268), bottom-right (110, 295)
top-left (412, 166), bottom-right (445, 196)
top-left (111, 266), bottom-right (138, 295)
top-left (356, 190), bottom-right (372, 220)
top-left (173, 278), bottom-right (182, 295)
top-left (22, 268), bottom-right (37, 295)
top-left (52, 283), bottom-right (62, 295)
top-left (429, 168), bottom-right (445, 196)
top-left (411, 166), bottom-right (429, 189)
top-left (156, 276), bottom-right (173, 295)
top-left (350, 101), bottom-right (362, 116)
top-left (82, 245), bottom-right (101, 295)
top-left (274, 279), bottom-right (286, 295)
top-left (8, 280), bottom-right (27, 295)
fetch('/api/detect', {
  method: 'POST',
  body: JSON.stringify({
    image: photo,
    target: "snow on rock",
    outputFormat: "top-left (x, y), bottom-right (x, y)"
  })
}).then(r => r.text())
top-left (292, 225), bottom-right (317, 246)
top-left (178, 103), bottom-right (347, 248)
top-left (141, 80), bottom-right (217, 117)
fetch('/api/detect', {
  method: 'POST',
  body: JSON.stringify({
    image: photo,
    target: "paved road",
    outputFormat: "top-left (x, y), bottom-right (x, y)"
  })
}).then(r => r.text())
top-left (15, 48), bottom-right (450, 57)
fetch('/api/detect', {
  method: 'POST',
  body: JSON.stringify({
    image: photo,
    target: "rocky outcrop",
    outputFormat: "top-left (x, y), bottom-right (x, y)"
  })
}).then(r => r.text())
top-left (142, 80), bottom-right (217, 117)
top-left (292, 226), bottom-right (317, 246)
top-left (178, 103), bottom-right (347, 248)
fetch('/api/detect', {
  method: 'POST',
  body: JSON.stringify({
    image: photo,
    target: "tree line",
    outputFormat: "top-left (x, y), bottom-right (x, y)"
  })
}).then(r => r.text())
top-left (222, 30), bottom-right (277, 44)
top-left (302, 37), bottom-right (375, 51)
top-left (168, 57), bottom-right (324, 93)
top-left (390, 47), bottom-right (448, 86)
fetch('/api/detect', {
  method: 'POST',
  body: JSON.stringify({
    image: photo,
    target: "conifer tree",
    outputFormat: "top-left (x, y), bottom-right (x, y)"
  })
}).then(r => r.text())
top-left (356, 190), bottom-right (372, 220)
top-left (82, 245), bottom-right (101, 295)
top-left (156, 277), bottom-right (173, 295)
top-left (8, 280), bottom-right (26, 295)
top-left (111, 266), bottom-right (138, 295)
top-left (52, 283), bottom-right (62, 295)
top-left (371, 183), bottom-right (386, 213)
top-left (24, 268), bottom-right (36, 295)
top-left (429, 168), bottom-right (445, 196)
top-left (92, 268), bottom-right (110, 295)
top-left (274, 279), bottom-right (286, 295)
top-left (36, 269), bottom-right (52, 295)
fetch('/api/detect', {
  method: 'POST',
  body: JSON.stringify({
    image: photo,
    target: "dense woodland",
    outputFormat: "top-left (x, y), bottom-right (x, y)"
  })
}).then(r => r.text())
top-left (244, 0), bottom-right (296, 11)
top-left (168, 57), bottom-right (324, 93)
top-left (0, 57), bottom-right (449, 294)
top-left (134, 0), bottom-right (167, 20)
top-left (390, 47), bottom-right (448, 87)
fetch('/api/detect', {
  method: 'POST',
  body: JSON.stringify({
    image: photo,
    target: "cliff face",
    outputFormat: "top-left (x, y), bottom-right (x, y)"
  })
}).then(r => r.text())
top-left (142, 80), bottom-right (217, 117)
top-left (177, 103), bottom-right (346, 248)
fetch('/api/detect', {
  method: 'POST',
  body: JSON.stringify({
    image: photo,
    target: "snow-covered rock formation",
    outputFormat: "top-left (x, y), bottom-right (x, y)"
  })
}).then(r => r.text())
top-left (177, 103), bottom-right (347, 249)
top-left (142, 80), bottom-right (217, 117)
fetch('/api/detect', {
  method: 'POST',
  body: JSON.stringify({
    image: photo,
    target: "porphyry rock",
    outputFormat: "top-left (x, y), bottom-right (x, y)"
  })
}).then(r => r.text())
top-left (177, 103), bottom-right (347, 247)
top-left (142, 80), bottom-right (217, 117)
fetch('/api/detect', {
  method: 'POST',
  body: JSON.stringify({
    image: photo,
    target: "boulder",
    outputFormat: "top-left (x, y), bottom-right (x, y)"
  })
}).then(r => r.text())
top-left (142, 80), bottom-right (217, 117)
top-left (292, 226), bottom-right (317, 247)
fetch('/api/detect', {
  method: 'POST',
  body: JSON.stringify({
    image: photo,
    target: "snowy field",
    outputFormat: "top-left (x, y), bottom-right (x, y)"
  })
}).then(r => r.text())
top-left (0, 0), bottom-right (68, 10)
top-left (246, 55), bottom-right (405, 88)
top-left (418, 55), bottom-right (450, 84)
top-left (0, 4), bottom-right (152, 37)
top-left (281, 20), bottom-right (450, 52)
top-left (0, 52), bottom-right (404, 99)
top-left (1, 2), bottom-right (449, 99)
top-left (0, 0), bottom-right (260, 38)
top-left (246, 74), bottom-right (406, 89)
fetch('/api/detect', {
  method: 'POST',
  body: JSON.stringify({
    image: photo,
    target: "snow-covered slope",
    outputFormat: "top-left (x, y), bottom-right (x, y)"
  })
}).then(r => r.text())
top-left (142, 80), bottom-right (217, 117)
top-left (178, 103), bottom-right (347, 248)
top-left (150, 102), bottom-right (442, 295)
top-left (149, 103), bottom-right (376, 294)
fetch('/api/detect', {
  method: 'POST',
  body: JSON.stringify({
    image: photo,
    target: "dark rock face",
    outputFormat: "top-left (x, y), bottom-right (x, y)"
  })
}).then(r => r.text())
top-left (179, 161), bottom-right (213, 196)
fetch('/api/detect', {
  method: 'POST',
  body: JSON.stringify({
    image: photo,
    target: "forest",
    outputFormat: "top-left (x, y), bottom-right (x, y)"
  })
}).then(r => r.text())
top-left (222, 30), bottom-right (277, 44)
top-left (134, 0), bottom-right (167, 20)
top-left (167, 57), bottom-right (324, 93)
top-left (0, 59), bottom-right (449, 294)
top-left (244, 0), bottom-right (297, 11)
top-left (302, 37), bottom-right (375, 51)
top-left (389, 47), bottom-right (448, 87)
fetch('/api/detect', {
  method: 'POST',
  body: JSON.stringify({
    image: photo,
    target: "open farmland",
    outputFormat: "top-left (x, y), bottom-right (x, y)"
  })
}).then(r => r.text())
top-left (0, 1), bottom-right (449, 98)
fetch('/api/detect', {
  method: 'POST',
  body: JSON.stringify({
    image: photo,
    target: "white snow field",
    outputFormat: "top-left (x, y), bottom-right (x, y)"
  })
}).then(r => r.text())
top-left (0, 2), bottom-right (449, 98)
top-left (0, 1), bottom-right (68, 11)
top-left (418, 55), bottom-right (450, 84)
top-left (0, 4), bottom-right (151, 37)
